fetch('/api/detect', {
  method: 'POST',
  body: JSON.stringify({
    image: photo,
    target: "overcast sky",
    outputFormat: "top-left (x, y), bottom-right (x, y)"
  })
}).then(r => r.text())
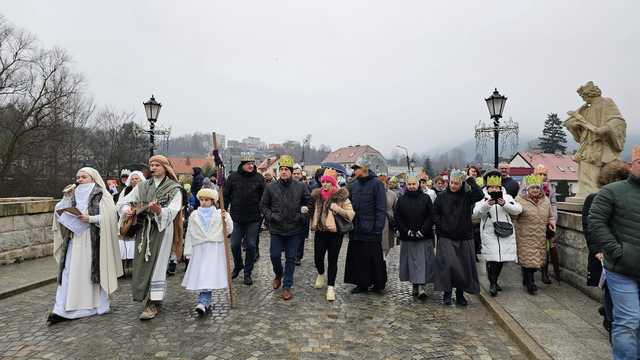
top-left (3, 1), bottom-right (639, 156)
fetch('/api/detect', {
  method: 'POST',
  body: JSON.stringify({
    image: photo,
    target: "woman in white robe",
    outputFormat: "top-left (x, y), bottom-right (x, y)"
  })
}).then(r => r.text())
top-left (48, 168), bottom-right (122, 325)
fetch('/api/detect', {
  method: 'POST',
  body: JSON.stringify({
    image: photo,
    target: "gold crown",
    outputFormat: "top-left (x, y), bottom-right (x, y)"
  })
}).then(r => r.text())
top-left (278, 155), bottom-right (295, 168)
top-left (449, 169), bottom-right (466, 182)
top-left (486, 175), bottom-right (502, 187)
top-left (524, 174), bottom-right (544, 187)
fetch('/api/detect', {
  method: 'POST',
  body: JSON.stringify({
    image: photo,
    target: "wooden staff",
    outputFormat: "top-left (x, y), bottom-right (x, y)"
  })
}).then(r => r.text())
top-left (212, 132), bottom-right (235, 308)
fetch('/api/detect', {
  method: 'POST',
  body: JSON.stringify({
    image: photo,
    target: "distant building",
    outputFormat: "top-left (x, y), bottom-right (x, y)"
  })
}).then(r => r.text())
top-left (323, 145), bottom-right (388, 175)
top-left (216, 134), bottom-right (226, 149)
top-left (509, 152), bottom-right (579, 195)
top-left (227, 140), bottom-right (241, 149)
top-left (242, 136), bottom-right (265, 151)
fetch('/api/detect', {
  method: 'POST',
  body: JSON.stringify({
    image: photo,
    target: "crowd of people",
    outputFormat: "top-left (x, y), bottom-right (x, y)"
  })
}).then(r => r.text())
top-left (45, 147), bottom-right (640, 359)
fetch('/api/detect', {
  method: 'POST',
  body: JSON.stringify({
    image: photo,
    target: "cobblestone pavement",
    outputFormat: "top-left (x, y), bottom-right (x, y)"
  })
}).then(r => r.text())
top-left (1, 235), bottom-right (524, 360)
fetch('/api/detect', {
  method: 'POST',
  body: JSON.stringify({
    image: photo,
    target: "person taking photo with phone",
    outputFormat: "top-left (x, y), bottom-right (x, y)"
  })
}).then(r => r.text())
top-left (472, 169), bottom-right (522, 297)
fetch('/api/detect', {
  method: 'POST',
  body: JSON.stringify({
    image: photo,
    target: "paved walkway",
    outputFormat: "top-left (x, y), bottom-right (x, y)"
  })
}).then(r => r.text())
top-left (0, 236), bottom-right (524, 359)
top-left (0, 256), bottom-right (57, 299)
top-left (477, 260), bottom-right (610, 360)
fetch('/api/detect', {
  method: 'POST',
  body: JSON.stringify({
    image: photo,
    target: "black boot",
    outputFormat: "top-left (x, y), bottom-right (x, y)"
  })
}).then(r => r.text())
top-left (46, 313), bottom-right (70, 326)
top-left (412, 284), bottom-right (419, 297)
top-left (495, 262), bottom-right (504, 291)
top-left (521, 267), bottom-right (527, 286)
top-left (167, 260), bottom-right (177, 275)
top-left (487, 262), bottom-right (498, 297)
top-left (455, 288), bottom-right (468, 306)
top-left (526, 269), bottom-right (538, 295)
top-left (231, 266), bottom-right (243, 279)
top-left (443, 290), bottom-right (453, 305)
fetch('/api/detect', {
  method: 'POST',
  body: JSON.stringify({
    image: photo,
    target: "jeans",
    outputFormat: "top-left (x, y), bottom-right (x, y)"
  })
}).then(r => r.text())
top-left (314, 231), bottom-right (343, 286)
top-left (607, 270), bottom-right (640, 360)
top-left (297, 235), bottom-right (306, 260)
top-left (270, 233), bottom-right (301, 289)
top-left (231, 221), bottom-right (260, 276)
top-left (197, 291), bottom-right (212, 306)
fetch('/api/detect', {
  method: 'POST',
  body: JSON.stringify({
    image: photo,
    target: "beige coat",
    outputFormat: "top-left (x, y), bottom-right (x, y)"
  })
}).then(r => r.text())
top-left (383, 189), bottom-right (398, 252)
top-left (310, 187), bottom-right (355, 233)
top-left (515, 194), bottom-right (555, 268)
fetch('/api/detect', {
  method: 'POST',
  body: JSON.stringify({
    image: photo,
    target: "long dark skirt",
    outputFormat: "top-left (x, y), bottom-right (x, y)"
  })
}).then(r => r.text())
top-left (399, 239), bottom-right (435, 285)
top-left (344, 240), bottom-right (387, 289)
top-left (434, 237), bottom-right (480, 294)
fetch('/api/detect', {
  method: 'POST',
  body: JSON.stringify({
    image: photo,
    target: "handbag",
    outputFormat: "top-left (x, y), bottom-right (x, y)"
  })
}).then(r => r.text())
top-left (334, 209), bottom-right (354, 233)
top-left (492, 206), bottom-right (513, 238)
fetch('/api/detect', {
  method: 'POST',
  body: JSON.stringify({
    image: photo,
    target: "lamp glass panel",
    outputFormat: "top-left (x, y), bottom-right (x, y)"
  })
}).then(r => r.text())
top-left (496, 96), bottom-right (506, 116)
top-left (485, 97), bottom-right (497, 117)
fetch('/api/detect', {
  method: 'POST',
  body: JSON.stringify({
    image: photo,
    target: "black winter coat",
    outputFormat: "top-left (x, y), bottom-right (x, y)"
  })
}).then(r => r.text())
top-left (260, 178), bottom-right (311, 236)
top-left (582, 193), bottom-right (602, 287)
top-left (502, 177), bottom-right (520, 199)
top-left (191, 167), bottom-right (205, 208)
top-left (434, 177), bottom-right (484, 241)
top-left (350, 170), bottom-right (387, 242)
top-left (224, 165), bottom-right (265, 224)
top-left (395, 190), bottom-right (434, 241)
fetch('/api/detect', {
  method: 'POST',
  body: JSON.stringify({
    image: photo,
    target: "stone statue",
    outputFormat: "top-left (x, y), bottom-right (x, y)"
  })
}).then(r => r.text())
top-left (563, 81), bottom-right (627, 199)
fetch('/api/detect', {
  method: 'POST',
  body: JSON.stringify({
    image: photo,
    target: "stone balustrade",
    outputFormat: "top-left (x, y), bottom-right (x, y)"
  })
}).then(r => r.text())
top-left (0, 197), bottom-right (58, 265)
top-left (555, 209), bottom-right (601, 300)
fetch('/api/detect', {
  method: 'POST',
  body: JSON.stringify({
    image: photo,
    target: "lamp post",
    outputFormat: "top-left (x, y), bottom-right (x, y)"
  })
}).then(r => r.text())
top-left (484, 88), bottom-right (507, 168)
top-left (396, 145), bottom-right (411, 174)
top-left (143, 95), bottom-right (162, 158)
top-left (301, 134), bottom-right (311, 170)
top-left (409, 158), bottom-right (416, 174)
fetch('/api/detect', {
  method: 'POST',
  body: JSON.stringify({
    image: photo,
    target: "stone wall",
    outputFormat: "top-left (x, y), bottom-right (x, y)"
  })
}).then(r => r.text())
top-left (556, 210), bottom-right (601, 300)
top-left (0, 198), bottom-right (58, 265)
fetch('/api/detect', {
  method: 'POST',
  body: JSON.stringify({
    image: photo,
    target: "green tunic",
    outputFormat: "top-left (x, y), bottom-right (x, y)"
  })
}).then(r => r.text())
top-left (129, 177), bottom-right (181, 302)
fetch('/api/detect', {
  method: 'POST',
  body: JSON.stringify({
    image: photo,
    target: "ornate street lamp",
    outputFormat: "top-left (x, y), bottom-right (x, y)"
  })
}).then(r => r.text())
top-left (484, 88), bottom-right (507, 168)
top-left (143, 95), bottom-right (162, 157)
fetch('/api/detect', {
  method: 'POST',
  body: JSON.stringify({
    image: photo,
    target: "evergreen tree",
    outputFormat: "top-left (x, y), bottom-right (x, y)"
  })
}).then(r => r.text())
top-left (423, 156), bottom-right (434, 177)
top-left (538, 113), bottom-right (567, 154)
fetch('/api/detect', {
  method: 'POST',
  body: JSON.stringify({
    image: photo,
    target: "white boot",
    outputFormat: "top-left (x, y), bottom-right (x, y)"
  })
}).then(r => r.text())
top-left (326, 286), bottom-right (336, 301)
top-left (314, 274), bottom-right (326, 289)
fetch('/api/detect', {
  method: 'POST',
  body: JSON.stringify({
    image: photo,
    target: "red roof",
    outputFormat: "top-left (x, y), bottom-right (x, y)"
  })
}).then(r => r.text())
top-left (323, 145), bottom-right (382, 164)
top-left (510, 167), bottom-right (534, 177)
top-left (510, 152), bottom-right (578, 181)
top-left (167, 156), bottom-right (212, 175)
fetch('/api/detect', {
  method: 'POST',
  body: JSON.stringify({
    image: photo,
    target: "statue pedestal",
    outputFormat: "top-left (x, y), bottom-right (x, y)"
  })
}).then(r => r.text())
top-left (558, 196), bottom-right (584, 213)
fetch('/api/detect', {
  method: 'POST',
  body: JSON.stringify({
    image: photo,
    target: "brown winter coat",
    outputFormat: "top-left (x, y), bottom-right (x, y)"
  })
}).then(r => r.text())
top-left (310, 187), bottom-right (355, 233)
top-left (515, 194), bottom-right (555, 268)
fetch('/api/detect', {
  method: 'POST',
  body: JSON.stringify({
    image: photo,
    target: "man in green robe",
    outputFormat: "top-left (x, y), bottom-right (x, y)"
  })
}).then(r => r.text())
top-left (119, 155), bottom-right (182, 320)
